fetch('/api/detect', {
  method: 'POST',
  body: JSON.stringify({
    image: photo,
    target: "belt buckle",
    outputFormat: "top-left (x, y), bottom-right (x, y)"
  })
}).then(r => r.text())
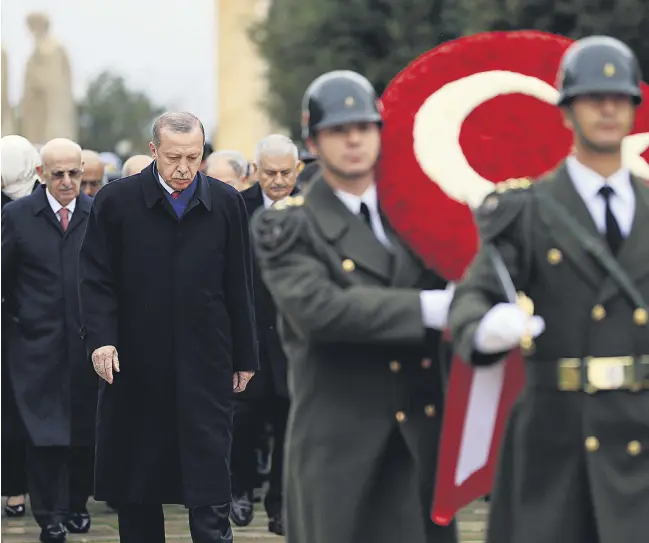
top-left (558, 359), bottom-right (582, 391)
top-left (586, 357), bottom-right (633, 391)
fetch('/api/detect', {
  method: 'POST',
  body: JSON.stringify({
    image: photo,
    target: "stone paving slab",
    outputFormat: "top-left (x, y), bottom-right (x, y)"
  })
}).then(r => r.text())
top-left (3, 498), bottom-right (487, 542)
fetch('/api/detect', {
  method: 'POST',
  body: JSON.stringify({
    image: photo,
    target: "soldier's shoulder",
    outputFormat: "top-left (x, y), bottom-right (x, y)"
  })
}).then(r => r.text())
top-left (476, 177), bottom-right (534, 241)
top-left (250, 195), bottom-right (308, 259)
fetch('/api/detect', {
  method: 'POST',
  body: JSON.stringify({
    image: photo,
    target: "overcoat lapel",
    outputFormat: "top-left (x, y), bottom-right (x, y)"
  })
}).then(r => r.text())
top-left (535, 164), bottom-right (604, 289)
top-left (305, 176), bottom-right (392, 283)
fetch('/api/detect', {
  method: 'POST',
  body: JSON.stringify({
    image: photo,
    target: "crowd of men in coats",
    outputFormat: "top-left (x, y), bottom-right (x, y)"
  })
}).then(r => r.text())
top-left (1, 122), bottom-right (317, 542)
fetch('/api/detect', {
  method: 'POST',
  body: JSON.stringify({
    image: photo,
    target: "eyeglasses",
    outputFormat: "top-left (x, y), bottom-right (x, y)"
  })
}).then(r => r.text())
top-left (51, 169), bottom-right (83, 181)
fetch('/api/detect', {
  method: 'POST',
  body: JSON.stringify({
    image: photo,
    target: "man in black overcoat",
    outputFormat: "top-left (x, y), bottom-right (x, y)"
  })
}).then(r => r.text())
top-left (2, 138), bottom-right (97, 542)
top-left (78, 112), bottom-right (259, 543)
top-left (231, 134), bottom-right (300, 535)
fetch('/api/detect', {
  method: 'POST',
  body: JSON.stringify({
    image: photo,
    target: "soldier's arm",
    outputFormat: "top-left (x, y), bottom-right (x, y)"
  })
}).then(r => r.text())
top-left (252, 208), bottom-right (427, 345)
top-left (448, 188), bottom-right (532, 366)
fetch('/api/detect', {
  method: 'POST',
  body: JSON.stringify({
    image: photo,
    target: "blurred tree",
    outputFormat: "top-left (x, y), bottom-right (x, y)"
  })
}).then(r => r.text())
top-left (77, 71), bottom-right (165, 153)
top-left (251, 0), bottom-right (462, 139)
top-left (456, 0), bottom-right (649, 77)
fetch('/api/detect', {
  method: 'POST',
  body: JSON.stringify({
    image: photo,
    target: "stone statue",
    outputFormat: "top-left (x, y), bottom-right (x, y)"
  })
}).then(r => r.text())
top-left (20, 12), bottom-right (77, 144)
top-left (2, 46), bottom-right (15, 135)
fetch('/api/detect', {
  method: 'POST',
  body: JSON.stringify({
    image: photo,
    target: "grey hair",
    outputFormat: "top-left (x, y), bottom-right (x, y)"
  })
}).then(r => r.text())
top-left (254, 134), bottom-right (298, 165)
top-left (207, 150), bottom-right (248, 178)
top-left (151, 112), bottom-right (205, 148)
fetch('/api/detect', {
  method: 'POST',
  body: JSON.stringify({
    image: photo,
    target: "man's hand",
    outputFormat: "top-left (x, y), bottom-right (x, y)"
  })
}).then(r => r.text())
top-left (233, 371), bottom-right (255, 393)
top-left (474, 303), bottom-right (545, 354)
top-left (92, 346), bottom-right (120, 384)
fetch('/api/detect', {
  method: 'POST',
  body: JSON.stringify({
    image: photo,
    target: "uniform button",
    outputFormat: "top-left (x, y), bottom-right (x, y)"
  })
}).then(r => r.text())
top-left (585, 436), bottom-right (599, 452)
top-left (421, 358), bottom-right (432, 369)
top-left (342, 259), bottom-right (355, 273)
top-left (633, 308), bottom-right (648, 326)
top-left (627, 440), bottom-right (642, 456)
top-left (389, 360), bottom-right (401, 373)
top-left (547, 248), bottom-right (563, 265)
top-left (395, 411), bottom-right (407, 423)
top-left (424, 405), bottom-right (436, 417)
top-left (591, 305), bottom-right (606, 321)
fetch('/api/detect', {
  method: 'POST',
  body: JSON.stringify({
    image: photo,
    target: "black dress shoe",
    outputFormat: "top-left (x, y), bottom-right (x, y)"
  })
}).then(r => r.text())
top-left (39, 523), bottom-right (67, 542)
top-left (230, 493), bottom-right (254, 527)
top-left (65, 512), bottom-right (91, 534)
top-left (268, 515), bottom-right (284, 536)
top-left (4, 503), bottom-right (26, 517)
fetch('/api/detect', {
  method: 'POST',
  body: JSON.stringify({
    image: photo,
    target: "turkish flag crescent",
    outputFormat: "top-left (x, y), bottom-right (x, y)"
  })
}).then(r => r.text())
top-left (430, 348), bottom-right (525, 525)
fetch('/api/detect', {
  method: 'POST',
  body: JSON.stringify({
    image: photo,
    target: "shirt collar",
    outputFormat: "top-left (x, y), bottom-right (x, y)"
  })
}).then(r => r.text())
top-left (261, 190), bottom-right (275, 209)
top-left (158, 174), bottom-right (175, 195)
top-left (45, 187), bottom-right (76, 214)
top-left (334, 184), bottom-right (379, 215)
top-left (566, 155), bottom-right (633, 204)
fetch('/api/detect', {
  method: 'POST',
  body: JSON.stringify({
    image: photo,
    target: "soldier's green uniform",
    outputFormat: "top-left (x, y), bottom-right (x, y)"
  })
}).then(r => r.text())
top-left (449, 37), bottom-right (649, 543)
top-left (251, 71), bottom-right (458, 543)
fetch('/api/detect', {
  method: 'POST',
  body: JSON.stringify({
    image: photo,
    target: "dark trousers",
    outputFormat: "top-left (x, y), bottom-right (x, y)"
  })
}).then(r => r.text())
top-left (26, 446), bottom-right (69, 529)
top-left (69, 446), bottom-right (94, 513)
top-left (230, 395), bottom-right (289, 517)
top-left (2, 441), bottom-right (28, 496)
top-left (117, 503), bottom-right (233, 543)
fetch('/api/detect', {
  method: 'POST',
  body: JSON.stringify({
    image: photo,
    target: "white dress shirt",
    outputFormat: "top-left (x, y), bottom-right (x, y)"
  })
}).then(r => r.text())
top-left (46, 187), bottom-right (76, 222)
top-left (334, 184), bottom-right (392, 249)
top-left (262, 190), bottom-right (275, 209)
top-left (158, 174), bottom-right (175, 195)
top-left (566, 156), bottom-right (636, 236)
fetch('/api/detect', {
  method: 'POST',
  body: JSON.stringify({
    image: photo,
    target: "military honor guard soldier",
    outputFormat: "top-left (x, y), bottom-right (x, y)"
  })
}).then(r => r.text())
top-left (251, 71), bottom-right (458, 543)
top-left (449, 36), bottom-right (649, 543)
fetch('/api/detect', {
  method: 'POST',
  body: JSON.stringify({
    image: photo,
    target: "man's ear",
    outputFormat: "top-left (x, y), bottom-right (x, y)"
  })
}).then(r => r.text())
top-left (305, 137), bottom-right (318, 157)
top-left (149, 142), bottom-right (157, 159)
top-left (37, 165), bottom-right (44, 177)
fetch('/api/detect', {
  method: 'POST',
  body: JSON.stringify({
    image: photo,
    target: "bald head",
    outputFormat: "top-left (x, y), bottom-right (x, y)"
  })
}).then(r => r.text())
top-left (81, 149), bottom-right (105, 196)
top-left (38, 138), bottom-right (83, 206)
top-left (122, 155), bottom-right (153, 177)
top-left (206, 151), bottom-right (247, 191)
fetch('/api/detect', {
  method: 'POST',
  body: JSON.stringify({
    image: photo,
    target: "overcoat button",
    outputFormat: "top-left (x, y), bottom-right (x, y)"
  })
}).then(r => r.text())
top-left (591, 305), bottom-right (606, 321)
top-left (389, 361), bottom-right (401, 373)
top-left (547, 248), bottom-right (563, 265)
top-left (424, 405), bottom-right (436, 417)
top-left (395, 411), bottom-right (406, 423)
top-left (342, 259), bottom-right (355, 273)
top-left (627, 440), bottom-right (642, 456)
top-left (585, 436), bottom-right (599, 452)
top-left (421, 358), bottom-right (432, 369)
top-left (633, 308), bottom-right (648, 326)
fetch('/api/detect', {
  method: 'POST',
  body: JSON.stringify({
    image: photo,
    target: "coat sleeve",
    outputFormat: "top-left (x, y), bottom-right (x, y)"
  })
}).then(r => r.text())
top-left (78, 189), bottom-right (119, 357)
top-left (1, 206), bottom-right (18, 315)
top-left (251, 207), bottom-right (426, 345)
top-left (224, 192), bottom-right (259, 372)
top-left (448, 189), bottom-right (531, 366)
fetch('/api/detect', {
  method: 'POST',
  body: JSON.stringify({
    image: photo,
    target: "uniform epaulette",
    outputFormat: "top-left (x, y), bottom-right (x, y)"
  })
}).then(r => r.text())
top-left (475, 178), bottom-right (534, 241)
top-left (251, 195), bottom-right (306, 260)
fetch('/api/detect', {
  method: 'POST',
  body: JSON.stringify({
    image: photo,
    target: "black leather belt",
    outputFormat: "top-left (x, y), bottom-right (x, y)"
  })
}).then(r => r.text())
top-left (526, 356), bottom-right (649, 393)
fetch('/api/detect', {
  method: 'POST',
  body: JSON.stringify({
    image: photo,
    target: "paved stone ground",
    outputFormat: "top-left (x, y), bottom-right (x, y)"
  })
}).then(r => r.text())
top-left (2, 498), bottom-right (487, 542)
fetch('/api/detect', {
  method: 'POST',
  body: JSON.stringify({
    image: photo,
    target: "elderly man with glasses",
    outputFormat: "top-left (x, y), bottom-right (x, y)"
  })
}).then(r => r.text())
top-left (2, 138), bottom-right (97, 542)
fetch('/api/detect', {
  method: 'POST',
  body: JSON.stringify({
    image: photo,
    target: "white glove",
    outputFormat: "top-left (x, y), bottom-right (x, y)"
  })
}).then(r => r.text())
top-left (474, 303), bottom-right (545, 354)
top-left (420, 285), bottom-right (455, 330)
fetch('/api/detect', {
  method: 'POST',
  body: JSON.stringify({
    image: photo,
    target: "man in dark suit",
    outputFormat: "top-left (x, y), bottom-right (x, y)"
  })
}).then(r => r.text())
top-left (231, 134), bottom-right (300, 535)
top-left (250, 72), bottom-right (458, 543)
top-left (449, 37), bottom-right (649, 543)
top-left (2, 138), bottom-right (97, 542)
top-left (78, 112), bottom-right (258, 543)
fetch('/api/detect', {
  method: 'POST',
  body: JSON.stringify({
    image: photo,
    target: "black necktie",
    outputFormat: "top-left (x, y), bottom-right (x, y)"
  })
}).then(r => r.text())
top-left (359, 202), bottom-right (372, 228)
top-left (598, 185), bottom-right (623, 255)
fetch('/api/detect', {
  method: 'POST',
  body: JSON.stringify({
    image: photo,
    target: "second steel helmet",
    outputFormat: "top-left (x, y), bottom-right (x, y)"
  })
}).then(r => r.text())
top-left (557, 36), bottom-right (642, 106)
top-left (301, 71), bottom-right (383, 139)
